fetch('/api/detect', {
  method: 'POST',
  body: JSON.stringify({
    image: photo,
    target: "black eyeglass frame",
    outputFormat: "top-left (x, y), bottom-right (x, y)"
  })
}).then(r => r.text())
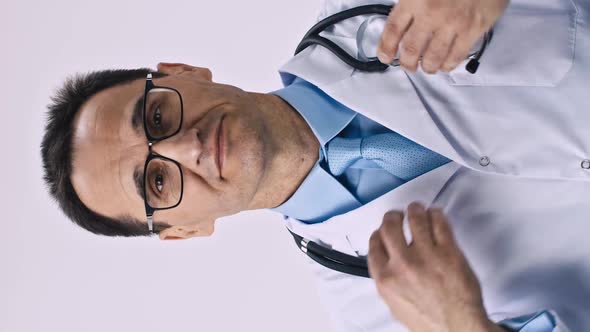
top-left (142, 73), bottom-right (185, 232)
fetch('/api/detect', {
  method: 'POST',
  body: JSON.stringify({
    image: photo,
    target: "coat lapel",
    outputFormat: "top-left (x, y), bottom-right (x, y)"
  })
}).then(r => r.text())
top-left (324, 70), bottom-right (466, 165)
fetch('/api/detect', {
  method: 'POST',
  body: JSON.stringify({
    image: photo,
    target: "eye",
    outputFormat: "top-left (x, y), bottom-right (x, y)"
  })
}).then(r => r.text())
top-left (152, 107), bottom-right (162, 126)
top-left (155, 174), bottom-right (164, 193)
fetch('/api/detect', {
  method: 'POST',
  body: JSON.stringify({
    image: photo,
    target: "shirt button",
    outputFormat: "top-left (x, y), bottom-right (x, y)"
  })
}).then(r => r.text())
top-left (582, 159), bottom-right (590, 169)
top-left (479, 156), bottom-right (491, 167)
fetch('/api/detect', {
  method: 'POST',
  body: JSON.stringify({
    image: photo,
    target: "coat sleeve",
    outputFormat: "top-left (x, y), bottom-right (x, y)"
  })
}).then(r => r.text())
top-left (496, 310), bottom-right (569, 332)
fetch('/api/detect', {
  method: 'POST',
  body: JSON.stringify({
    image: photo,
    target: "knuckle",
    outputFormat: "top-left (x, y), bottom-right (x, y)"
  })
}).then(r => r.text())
top-left (423, 50), bottom-right (445, 67)
top-left (433, 38), bottom-right (452, 54)
top-left (384, 19), bottom-right (405, 39)
top-left (402, 41), bottom-right (420, 57)
top-left (427, 0), bottom-right (444, 11)
top-left (426, 51), bottom-right (444, 65)
top-left (395, 256), bottom-right (416, 274)
top-left (380, 220), bottom-right (396, 236)
top-left (454, 12), bottom-right (473, 31)
top-left (471, 11), bottom-right (486, 30)
top-left (377, 269), bottom-right (396, 285)
top-left (369, 231), bottom-right (381, 246)
top-left (454, 21), bottom-right (470, 34)
top-left (396, 263), bottom-right (410, 277)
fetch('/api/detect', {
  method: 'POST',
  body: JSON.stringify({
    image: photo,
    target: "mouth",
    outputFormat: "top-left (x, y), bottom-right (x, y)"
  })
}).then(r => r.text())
top-left (216, 115), bottom-right (226, 178)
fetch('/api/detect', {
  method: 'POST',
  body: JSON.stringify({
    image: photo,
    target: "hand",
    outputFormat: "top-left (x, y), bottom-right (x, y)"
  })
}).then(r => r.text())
top-left (368, 203), bottom-right (505, 332)
top-left (377, 0), bottom-right (509, 74)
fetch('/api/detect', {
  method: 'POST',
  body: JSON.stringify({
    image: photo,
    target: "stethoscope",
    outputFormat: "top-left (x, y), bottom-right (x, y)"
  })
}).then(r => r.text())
top-left (295, 4), bottom-right (494, 74)
top-left (288, 4), bottom-right (495, 279)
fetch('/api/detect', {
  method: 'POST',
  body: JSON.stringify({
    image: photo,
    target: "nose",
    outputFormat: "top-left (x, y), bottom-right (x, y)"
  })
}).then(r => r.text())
top-left (151, 128), bottom-right (202, 174)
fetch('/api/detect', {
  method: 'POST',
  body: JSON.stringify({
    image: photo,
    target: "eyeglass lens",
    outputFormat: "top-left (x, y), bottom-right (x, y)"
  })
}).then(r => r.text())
top-left (144, 88), bottom-right (183, 209)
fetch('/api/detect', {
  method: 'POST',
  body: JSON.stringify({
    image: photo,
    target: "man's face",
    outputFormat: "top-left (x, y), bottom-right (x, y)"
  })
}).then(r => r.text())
top-left (71, 64), bottom-right (271, 239)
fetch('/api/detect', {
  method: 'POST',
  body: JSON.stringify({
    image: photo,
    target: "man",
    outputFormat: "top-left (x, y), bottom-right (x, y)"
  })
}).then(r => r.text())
top-left (41, 0), bottom-right (590, 331)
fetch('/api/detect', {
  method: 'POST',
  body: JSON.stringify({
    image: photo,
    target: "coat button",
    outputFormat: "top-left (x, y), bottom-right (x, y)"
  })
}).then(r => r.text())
top-left (479, 156), bottom-right (490, 167)
top-left (582, 159), bottom-right (590, 169)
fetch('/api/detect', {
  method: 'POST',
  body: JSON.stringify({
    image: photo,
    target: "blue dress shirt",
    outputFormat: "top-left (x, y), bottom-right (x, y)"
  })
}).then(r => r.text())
top-left (270, 77), bottom-right (555, 332)
top-left (271, 78), bottom-right (405, 223)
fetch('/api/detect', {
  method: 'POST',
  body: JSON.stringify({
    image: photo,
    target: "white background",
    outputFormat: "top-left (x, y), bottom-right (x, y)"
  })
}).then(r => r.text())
top-left (0, 0), bottom-right (336, 331)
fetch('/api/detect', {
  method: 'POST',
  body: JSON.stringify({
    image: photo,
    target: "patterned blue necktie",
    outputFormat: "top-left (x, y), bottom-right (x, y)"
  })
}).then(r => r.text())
top-left (326, 132), bottom-right (450, 181)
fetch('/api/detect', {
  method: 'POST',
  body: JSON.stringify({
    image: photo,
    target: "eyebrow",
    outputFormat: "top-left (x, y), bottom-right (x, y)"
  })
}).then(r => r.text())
top-left (131, 92), bottom-right (148, 202)
top-left (131, 94), bottom-right (145, 134)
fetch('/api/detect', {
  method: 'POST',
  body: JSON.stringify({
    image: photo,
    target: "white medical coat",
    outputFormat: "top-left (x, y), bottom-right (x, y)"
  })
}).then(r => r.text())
top-left (277, 0), bottom-right (590, 331)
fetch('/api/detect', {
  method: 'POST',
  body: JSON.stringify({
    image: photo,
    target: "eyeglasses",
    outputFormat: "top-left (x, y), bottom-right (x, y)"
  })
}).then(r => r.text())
top-left (141, 73), bottom-right (185, 232)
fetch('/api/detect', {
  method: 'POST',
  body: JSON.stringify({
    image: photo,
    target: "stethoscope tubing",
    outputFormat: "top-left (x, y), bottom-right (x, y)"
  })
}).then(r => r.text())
top-left (289, 230), bottom-right (370, 278)
top-left (295, 4), bottom-right (393, 72)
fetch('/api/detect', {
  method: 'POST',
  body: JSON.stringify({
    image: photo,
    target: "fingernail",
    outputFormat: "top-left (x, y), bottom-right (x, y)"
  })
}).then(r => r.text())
top-left (159, 62), bottom-right (180, 67)
top-left (408, 202), bottom-right (425, 211)
top-left (378, 51), bottom-right (393, 64)
top-left (421, 63), bottom-right (435, 74)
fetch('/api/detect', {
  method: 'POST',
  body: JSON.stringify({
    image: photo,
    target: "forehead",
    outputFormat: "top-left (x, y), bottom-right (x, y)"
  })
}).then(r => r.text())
top-left (70, 79), bottom-right (147, 221)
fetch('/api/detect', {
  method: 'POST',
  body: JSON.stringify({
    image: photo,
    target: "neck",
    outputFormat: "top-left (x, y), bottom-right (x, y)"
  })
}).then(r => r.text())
top-left (247, 92), bottom-right (320, 210)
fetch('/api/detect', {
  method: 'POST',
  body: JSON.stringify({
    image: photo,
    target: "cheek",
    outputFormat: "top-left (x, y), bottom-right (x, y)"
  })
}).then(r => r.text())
top-left (178, 174), bottom-right (245, 219)
top-left (226, 116), bottom-right (266, 187)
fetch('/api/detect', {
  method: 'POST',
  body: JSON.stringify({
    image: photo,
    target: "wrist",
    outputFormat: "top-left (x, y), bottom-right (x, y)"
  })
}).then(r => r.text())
top-left (447, 307), bottom-right (504, 332)
top-left (471, 317), bottom-right (507, 332)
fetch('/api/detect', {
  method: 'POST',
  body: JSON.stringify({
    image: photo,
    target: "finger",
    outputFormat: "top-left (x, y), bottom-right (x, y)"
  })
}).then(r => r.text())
top-left (441, 30), bottom-right (482, 72)
top-left (398, 22), bottom-right (433, 72)
top-left (407, 202), bottom-right (435, 246)
top-left (429, 208), bottom-right (456, 247)
top-left (368, 231), bottom-right (389, 279)
top-left (421, 29), bottom-right (457, 74)
top-left (379, 211), bottom-right (408, 258)
top-left (157, 62), bottom-right (195, 75)
top-left (378, 4), bottom-right (413, 64)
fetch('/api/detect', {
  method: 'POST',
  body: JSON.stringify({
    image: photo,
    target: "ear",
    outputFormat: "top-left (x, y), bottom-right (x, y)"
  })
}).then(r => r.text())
top-left (156, 62), bottom-right (213, 81)
top-left (158, 222), bottom-right (215, 241)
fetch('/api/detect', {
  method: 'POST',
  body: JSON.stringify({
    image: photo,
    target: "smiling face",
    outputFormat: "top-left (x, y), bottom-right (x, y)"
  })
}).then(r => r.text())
top-left (70, 64), bottom-right (275, 239)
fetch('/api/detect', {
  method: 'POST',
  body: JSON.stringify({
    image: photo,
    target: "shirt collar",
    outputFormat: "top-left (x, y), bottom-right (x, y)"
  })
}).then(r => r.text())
top-left (272, 78), bottom-right (356, 150)
top-left (271, 164), bottom-right (362, 223)
top-left (269, 78), bottom-right (360, 223)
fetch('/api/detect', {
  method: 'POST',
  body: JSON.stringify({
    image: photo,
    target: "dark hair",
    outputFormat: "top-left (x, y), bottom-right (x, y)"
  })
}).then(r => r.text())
top-left (41, 69), bottom-right (169, 237)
